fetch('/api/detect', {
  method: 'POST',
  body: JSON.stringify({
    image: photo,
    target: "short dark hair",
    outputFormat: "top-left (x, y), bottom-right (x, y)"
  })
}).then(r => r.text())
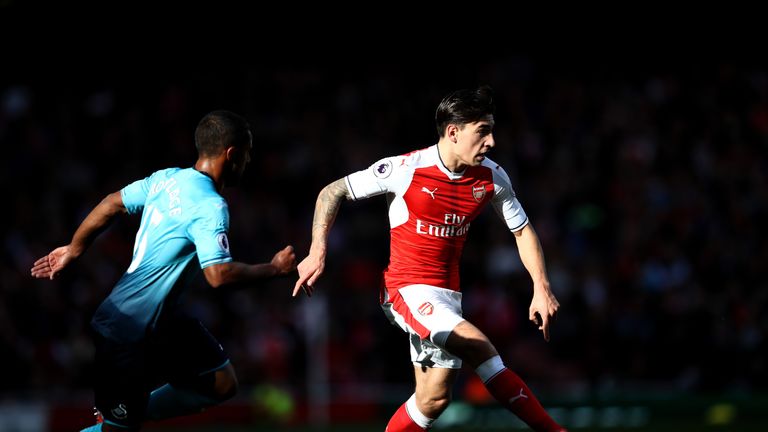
top-left (195, 110), bottom-right (251, 157)
top-left (435, 85), bottom-right (496, 137)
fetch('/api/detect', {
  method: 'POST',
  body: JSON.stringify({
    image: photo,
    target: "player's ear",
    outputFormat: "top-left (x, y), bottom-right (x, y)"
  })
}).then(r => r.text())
top-left (224, 146), bottom-right (237, 161)
top-left (447, 124), bottom-right (459, 144)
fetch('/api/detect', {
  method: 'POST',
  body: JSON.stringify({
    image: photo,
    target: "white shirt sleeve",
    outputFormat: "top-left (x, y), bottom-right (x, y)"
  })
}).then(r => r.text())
top-left (345, 156), bottom-right (403, 200)
top-left (491, 165), bottom-right (529, 232)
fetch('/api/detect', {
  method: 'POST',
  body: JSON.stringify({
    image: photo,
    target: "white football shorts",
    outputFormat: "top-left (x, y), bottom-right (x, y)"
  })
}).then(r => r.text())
top-left (381, 284), bottom-right (465, 369)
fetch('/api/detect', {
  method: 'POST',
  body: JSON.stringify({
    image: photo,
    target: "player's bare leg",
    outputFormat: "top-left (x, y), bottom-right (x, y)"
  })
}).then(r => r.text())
top-left (413, 365), bottom-right (458, 419)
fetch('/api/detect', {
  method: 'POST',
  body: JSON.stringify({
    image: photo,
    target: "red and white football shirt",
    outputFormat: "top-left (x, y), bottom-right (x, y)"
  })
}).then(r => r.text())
top-left (345, 145), bottom-right (528, 294)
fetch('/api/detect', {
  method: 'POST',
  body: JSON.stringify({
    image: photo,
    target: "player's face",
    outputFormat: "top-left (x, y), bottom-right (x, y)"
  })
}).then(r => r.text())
top-left (456, 116), bottom-right (495, 167)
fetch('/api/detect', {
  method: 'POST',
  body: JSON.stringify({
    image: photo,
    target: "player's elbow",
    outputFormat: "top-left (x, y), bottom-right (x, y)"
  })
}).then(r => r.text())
top-left (104, 191), bottom-right (128, 215)
top-left (203, 263), bottom-right (232, 288)
top-left (206, 276), bottom-right (225, 289)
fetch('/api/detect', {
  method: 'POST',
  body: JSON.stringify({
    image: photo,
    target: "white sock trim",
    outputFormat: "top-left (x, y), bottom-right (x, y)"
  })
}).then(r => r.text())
top-left (476, 355), bottom-right (505, 383)
top-left (405, 394), bottom-right (435, 429)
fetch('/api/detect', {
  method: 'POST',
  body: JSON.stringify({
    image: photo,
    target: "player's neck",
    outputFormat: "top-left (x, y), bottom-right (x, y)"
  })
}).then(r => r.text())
top-left (193, 158), bottom-right (225, 192)
top-left (437, 140), bottom-right (468, 173)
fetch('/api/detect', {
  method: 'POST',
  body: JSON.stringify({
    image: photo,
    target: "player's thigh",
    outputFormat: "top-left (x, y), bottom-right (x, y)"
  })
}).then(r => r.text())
top-left (444, 320), bottom-right (498, 368)
top-left (152, 315), bottom-right (231, 390)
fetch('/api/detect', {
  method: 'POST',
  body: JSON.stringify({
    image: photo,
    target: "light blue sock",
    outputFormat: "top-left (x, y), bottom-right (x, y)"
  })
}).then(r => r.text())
top-left (145, 383), bottom-right (220, 421)
top-left (79, 424), bottom-right (102, 432)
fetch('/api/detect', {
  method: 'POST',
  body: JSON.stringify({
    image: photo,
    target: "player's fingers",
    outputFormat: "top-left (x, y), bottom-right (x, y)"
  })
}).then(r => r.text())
top-left (293, 284), bottom-right (311, 297)
top-left (293, 276), bottom-right (308, 297)
top-left (283, 245), bottom-right (294, 253)
top-left (529, 310), bottom-right (540, 325)
top-left (33, 256), bottom-right (49, 267)
top-left (550, 302), bottom-right (559, 314)
top-left (32, 261), bottom-right (51, 272)
top-left (293, 283), bottom-right (311, 297)
top-left (307, 266), bottom-right (324, 285)
top-left (540, 314), bottom-right (551, 341)
top-left (31, 260), bottom-right (49, 273)
top-left (33, 262), bottom-right (52, 275)
top-left (31, 268), bottom-right (50, 278)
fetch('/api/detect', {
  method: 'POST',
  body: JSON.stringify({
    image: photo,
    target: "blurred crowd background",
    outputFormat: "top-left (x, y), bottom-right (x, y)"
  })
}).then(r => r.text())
top-left (2, 58), bottom-right (767, 414)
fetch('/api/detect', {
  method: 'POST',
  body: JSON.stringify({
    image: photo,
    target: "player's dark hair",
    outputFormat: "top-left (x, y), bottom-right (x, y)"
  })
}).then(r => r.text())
top-left (435, 85), bottom-right (495, 137)
top-left (195, 110), bottom-right (251, 157)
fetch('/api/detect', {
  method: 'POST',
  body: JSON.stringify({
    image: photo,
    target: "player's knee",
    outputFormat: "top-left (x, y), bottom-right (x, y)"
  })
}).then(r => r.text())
top-left (213, 368), bottom-right (239, 401)
top-left (417, 393), bottom-right (451, 417)
top-left (219, 379), bottom-right (238, 401)
top-left (217, 375), bottom-right (238, 401)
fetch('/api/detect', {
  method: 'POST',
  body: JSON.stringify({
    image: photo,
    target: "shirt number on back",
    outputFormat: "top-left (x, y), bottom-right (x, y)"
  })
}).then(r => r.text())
top-left (127, 205), bottom-right (164, 273)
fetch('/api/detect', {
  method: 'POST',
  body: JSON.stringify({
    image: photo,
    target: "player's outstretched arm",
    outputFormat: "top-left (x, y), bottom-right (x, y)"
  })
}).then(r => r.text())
top-left (513, 223), bottom-right (560, 341)
top-left (203, 245), bottom-right (297, 288)
top-left (293, 178), bottom-right (351, 297)
top-left (31, 191), bottom-right (127, 280)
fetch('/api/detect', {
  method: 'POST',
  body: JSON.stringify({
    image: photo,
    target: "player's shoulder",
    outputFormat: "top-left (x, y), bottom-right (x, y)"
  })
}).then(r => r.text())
top-left (177, 169), bottom-right (226, 207)
top-left (364, 145), bottom-right (435, 179)
top-left (479, 157), bottom-right (518, 192)
top-left (481, 157), bottom-right (508, 175)
top-left (151, 167), bottom-right (183, 179)
top-left (401, 145), bottom-right (433, 162)
top-left (191, 184), bottom-right (225, 205)
top-left (397, 145), bottom-right (438, 170)
top-left (475, 157), bottom-right (512, 186)
top-left (190, 194), bottom-right (229, 223)
top-left (200, 195), bottom-right (229, 210)
top-left (140, 167), bottom-right (184, 188)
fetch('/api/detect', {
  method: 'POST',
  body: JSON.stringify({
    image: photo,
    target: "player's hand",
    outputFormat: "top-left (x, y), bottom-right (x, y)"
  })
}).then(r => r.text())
top-left (293, 252), bottom-right (325, 298)
top-left (271, 245), bottom-right (297, 276)
top-left (529, 284), bottom-right (559, 342)
top-left (30, 245), bottom-right (75, 280)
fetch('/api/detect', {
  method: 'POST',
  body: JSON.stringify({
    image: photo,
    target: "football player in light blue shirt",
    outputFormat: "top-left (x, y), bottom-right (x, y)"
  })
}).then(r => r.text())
top-left (32, 111), bottom-right (296, 432)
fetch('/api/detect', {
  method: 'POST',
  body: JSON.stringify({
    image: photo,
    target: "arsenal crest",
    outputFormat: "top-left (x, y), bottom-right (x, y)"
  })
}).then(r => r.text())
top-left (418, 302), bottom-right (434, 316)
top-left (472, 185), bottom-right (486, 202)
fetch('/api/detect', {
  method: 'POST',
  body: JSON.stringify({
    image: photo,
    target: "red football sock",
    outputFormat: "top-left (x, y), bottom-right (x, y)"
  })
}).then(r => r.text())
top-left (385, 402), bottom-right (427, 432)
top-left (485, 368), bottom-right (564, 432)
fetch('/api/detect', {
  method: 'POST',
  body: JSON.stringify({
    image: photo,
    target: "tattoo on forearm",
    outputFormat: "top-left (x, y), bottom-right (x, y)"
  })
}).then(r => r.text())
top-left (311, 179), bottom-right (349, 246)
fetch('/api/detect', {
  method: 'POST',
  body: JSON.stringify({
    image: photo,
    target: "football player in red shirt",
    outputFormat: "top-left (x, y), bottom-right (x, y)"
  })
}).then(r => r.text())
top-left (295, 86), bottom-right (565, 432)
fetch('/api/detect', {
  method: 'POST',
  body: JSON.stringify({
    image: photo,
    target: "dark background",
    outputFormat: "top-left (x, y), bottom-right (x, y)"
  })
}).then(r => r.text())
top-left (2, 56), bottom-right (767, 426)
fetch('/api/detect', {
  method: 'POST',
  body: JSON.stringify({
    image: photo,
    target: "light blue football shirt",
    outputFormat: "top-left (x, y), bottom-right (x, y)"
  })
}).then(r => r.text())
top-left (91, 168), bottom-right (233, 342)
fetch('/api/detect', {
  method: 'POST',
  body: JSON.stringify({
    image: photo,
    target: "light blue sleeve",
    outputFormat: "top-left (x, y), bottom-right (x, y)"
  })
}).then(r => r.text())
top-left (120, 176), bottom-right (151, 215)
top-left (187, 197), bottom-right (233, 268)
